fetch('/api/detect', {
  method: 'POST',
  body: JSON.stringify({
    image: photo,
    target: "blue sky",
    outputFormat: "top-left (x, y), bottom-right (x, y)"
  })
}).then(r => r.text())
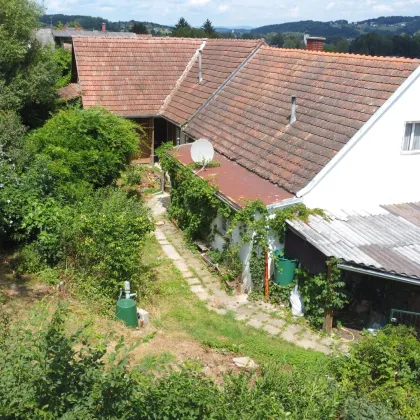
top-left (44, 0), bottom-right (420, 27)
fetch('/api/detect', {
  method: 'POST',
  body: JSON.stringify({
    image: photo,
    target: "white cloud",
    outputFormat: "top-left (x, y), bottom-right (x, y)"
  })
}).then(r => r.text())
top-left (325, 1), bottom-right (335, 9)
top-left (217, 4), bottom-right (229, 12)
top-left (289, 5), bottom-right (299, 17)
top-left (188, 0), bottom-right (210, 5)
top-left (372, 3), bottom-right (394, 12)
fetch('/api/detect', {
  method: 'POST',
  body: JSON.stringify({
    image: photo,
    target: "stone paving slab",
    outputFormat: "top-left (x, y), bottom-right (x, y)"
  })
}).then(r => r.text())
top-left (266, 318), bottom-right (286, 329)
top-left (160, 244), bottom-right (182, 261)
top-left (246, 318), bottom-right (263, 329)
top-left (150, 194), bottom-right (343, 356)
top-left (190, 285), bottom-right (206, 294)
top-left (186, 278), bottom-right (201, 286)
top-left (263, 324), bottom-right (281, 335)
top-left (280, 324), bottom-right (302, 342)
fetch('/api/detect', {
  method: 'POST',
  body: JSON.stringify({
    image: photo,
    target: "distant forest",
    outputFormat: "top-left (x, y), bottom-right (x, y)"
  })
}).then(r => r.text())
top-left (41, 14), bottom-right (420, 58)
top-left (251, 16), bottom-right (420, 37)
top-left (40, 14), bottom-right (172, 34)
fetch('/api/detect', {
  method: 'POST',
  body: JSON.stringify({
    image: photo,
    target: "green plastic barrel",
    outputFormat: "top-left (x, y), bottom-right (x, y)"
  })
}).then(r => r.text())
top-left (116, 299), bottom-right (138, 328)
top-left (273, 250), bottom-right (297, 286)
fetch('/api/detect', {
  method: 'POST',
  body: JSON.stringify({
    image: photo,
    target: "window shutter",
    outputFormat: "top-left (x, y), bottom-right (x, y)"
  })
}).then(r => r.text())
top-left (403, 123), bottom-right (413, 151)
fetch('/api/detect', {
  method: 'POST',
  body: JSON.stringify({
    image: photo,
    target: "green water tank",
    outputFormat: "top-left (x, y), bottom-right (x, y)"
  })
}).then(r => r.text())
top-left (116, 299), bottom-right (138, 328)
top-left (273, 250), bottom-right (297, 286)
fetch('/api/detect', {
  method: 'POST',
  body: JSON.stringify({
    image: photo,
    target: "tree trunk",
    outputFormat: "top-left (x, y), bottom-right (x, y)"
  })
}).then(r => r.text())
top-left (323, 309), bottom-right (333, 333)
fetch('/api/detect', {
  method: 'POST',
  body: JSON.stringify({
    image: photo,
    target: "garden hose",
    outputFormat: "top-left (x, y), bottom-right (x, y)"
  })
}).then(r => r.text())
top-left (339, 326), bottom-right (355, 342)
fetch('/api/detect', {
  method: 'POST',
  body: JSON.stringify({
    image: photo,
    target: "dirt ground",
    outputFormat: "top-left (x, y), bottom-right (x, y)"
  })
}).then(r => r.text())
top-left (0, 250), bottom-right (239, 381)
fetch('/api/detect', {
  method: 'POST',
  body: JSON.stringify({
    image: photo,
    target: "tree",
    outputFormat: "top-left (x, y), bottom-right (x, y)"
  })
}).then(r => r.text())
top-left (174, 17), bottom-right (190, 31)
top-left (202, 19), bottom-right (216, 37)
top-left (132, 22), bottom-right (148, 34)
top-left (270, 33), bottom-right (284, 47)
top-left (0, 0), bottom-right (59, 126)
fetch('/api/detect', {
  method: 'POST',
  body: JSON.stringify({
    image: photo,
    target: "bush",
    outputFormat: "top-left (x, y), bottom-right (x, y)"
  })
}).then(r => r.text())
top-left (26, 107), bottom-right (139, 189)
top-left (62, 188), bottom-right (154, 300)
top-left (334, 325), bottom-right (420, 417)
top-left (120, 164), bottom-right (144, 187)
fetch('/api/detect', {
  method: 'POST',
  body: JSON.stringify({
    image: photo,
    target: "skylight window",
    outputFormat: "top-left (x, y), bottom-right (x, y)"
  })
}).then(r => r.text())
top-left (402, 122), bottom-right (420, 152)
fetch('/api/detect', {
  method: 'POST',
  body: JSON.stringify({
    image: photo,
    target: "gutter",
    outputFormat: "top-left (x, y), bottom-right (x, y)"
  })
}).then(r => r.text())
top-left (266, 196), bottom-right (302, 212)
top-left (296, 64), bottom-right (420, 198)
top-left (337, 263), bottom-right (420, 286)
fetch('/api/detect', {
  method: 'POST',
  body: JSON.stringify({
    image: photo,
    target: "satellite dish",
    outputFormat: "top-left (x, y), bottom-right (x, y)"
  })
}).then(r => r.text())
top-left (190, 138), bottom-right (214, 165)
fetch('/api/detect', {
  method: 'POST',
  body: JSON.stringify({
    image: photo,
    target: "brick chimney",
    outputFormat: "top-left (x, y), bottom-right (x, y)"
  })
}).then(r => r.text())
top-left (304, 35), bottom-right (326, 51)
top-left (102, 23), bottom-right (106, 32)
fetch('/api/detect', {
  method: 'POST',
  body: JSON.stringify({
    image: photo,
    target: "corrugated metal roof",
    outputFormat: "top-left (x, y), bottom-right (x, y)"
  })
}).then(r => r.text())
top-left (287, 202), bottom-right (420, 279)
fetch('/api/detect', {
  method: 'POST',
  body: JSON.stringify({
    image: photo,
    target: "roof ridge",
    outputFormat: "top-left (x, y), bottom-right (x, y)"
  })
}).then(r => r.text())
top-left (262, 45), bottom-right (420, 63)
top-left (159, 40), bottom-right (206, 114)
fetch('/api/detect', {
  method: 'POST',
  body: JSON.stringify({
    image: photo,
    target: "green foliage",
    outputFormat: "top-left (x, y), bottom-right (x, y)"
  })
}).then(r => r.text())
top-left (298, 259), bottom-right (348, 329)
top-left (120, 164), bottom-right (144, 187)
top-left (269, 281), bottom-right (295, 306)
top-left (334, 325), bottom-right (420, 417)
top-left (64, 188), bottom-right (154, 301)
top-left (350, 33), bottom-right (420, 58)
top-left (0, 0), bottom-right (59, 126)
top-left (269, 203), bottom-right (325, 242)
top-left (26, 107), bottom-right (139, 190)
top-left (202, 19), bottom-right (218, 38)
top-left (132, 22), bottom-right (148, 34)
top-left (270, 33), bottom-right (285, 47)
top-left (0, 304), bottom-right (395, 419)
top-left (52, 46), bottom-right (72, 89)
top-left (157, 143), bottom-right (232, 242)
top-left (0, 304), bottom-right (139, 419)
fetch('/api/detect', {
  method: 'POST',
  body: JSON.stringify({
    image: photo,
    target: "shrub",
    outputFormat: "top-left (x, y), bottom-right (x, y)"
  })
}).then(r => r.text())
top-left (25, 107), bottom-right (140, 189)
top-left (334, 325), bottom-right (420, 417)
top-left (62, 188), bottom-right (154, 300)
top-left (120, 164), bottom-right (144, 187)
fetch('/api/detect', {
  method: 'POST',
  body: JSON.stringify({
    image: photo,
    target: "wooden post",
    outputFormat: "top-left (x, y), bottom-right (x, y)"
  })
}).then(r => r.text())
top-left (264, 250), bottom-right (269, 298)
top-left (323, 263), bottom-right (333, 333)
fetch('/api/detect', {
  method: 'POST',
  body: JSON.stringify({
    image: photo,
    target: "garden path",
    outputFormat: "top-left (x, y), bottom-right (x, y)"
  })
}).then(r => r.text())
top-left (147, 193), bottom-right (349, 355)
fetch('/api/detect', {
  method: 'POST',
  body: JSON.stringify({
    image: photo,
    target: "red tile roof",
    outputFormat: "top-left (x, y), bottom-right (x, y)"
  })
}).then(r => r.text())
top-left (185, 47), bottom-right (420, 194)
top-left (173, 144), bottom-right (292, 208)
top-left (73, 37), bottom-right (202, 115)
top-left (161, 38), bottom-right (263, 124)
top-left (57, 83), bottom-right (80, 100)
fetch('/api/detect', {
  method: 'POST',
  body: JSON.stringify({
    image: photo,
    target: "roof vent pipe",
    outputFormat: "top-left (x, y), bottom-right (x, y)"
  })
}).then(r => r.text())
top-left (198, 49), bottom-right (203, 83)
top-left (290, 96), bottom-right (296, 125)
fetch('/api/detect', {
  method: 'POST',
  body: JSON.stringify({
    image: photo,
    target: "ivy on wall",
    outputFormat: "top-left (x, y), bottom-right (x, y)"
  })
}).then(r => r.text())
top-left (156, 143), bottom-right (328, 296)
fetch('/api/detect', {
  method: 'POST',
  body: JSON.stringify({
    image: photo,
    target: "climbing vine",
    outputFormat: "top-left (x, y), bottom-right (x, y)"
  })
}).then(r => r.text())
top-left (297, 258), bottom-right (349, 329)
top-left (156, 143), bottom-right (327, 297)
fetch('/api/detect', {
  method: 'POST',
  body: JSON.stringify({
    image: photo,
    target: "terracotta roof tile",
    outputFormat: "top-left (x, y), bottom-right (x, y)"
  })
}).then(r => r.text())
top-left (161, 38), bottom-right (263, 124)
top-left (185, 46), bottom-right (420, 194)
top-left (73, 37), bottom-right (203, 115)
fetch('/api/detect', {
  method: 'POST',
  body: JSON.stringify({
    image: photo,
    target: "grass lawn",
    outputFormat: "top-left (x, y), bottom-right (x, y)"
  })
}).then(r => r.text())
top-left (0, 235), bottom-right (328, 377)
top-left (139, 236), bottom-right (328, 370)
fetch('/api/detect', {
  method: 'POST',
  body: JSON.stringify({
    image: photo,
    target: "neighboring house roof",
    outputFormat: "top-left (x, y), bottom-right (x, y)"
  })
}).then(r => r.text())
top-left (161, 39), bottom-right (263, 125)
top-left (52, 29), bottom-right (137, 38)
top-left (73, 37), bottom-right (203, 115)
top-left (58, 83), bottom-right (81, 100)
top-left (173, 144), bottom-right (292, 209)
top-left (287, 202), bottom-right (420, 280)
top-left (36, 28), bottom-right (54, 46)
top-left (185, 47), bottom-right (420, 194)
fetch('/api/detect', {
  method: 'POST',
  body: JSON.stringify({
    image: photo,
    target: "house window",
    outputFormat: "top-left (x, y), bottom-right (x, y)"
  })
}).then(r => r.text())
top-left (402, 122), bottom-right (420, 152)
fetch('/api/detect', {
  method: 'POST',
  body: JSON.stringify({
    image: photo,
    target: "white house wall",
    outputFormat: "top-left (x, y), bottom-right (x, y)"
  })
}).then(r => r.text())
top-left (210, 214), bottom-right (282, 292)
top-left (303, 73), bottom-right (420, 210)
